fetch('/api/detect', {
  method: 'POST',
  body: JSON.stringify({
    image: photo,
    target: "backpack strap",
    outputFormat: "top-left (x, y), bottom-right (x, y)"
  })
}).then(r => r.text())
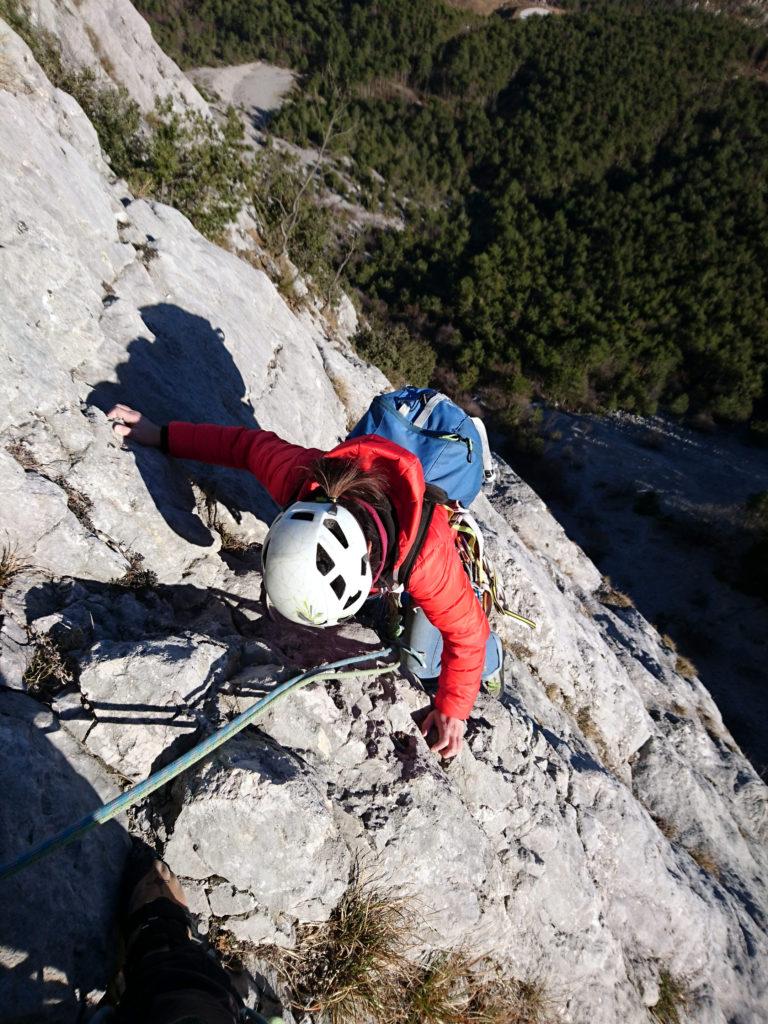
top-left (470, 415), bottom-right (495, 482)
top-left (395, 483), bottom-right (449, 591)
top-left (412, 391), bottom-right (447, 426)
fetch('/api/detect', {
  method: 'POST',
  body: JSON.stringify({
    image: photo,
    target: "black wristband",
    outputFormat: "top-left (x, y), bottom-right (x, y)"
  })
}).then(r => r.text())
top-left (160, 424), bottom-right (169, 453)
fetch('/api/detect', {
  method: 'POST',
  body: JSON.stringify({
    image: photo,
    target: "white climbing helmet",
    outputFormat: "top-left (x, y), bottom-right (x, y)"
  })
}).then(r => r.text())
top-left (261, 501), bottom-right (372, 627)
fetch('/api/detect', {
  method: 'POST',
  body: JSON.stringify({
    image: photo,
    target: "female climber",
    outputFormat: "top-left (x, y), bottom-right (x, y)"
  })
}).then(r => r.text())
top-left (107, 404), bottom-right (503, 759)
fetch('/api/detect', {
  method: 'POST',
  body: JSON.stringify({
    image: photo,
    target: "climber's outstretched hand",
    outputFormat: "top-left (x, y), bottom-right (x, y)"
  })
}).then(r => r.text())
top-left (420, 708), bottom-right (465, 759)
top-left (107, 404), bottom-right (161, 447)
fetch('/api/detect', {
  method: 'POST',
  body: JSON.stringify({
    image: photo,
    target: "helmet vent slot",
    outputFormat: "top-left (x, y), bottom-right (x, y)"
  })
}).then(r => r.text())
top-left (316, 545), bottom-right (334, 576)
top-left (330, 575), bottom-right (345, 599)
top-left (344, 590), bottom-right (362, 609)
top-left (324, 518), bottom-right (349, 548)
top-left (291, 510), bottom-right (315, 521)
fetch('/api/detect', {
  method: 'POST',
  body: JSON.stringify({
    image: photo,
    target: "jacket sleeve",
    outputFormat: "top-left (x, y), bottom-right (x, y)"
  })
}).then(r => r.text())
top-left (407, 514), bottom-right (490, 720)
top-left (167, 422), bottom-right (325, 508)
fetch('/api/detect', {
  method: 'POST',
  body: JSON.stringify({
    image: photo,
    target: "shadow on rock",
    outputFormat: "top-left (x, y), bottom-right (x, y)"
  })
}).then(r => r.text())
top-left (24, 576), bottom-right (388, 676)
top-left (87, 304), bottom-right (279, 546)
top-left (0, 690), bottom-right (130, 1022)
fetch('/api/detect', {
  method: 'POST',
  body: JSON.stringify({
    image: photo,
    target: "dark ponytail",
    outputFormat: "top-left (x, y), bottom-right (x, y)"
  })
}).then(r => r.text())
top-left (310, 456), bottom-right (387, 506)
top-left (309, 456), bottom-right (389, 570)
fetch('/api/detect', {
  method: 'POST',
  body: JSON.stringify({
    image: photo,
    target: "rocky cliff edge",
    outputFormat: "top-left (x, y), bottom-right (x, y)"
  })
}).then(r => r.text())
top-left (0, 9), bottom-right (767, 1024)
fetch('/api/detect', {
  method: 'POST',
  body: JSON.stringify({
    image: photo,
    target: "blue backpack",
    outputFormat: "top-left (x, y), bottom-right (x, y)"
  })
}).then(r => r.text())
top-left (347, 387), bottom-right (494, 508)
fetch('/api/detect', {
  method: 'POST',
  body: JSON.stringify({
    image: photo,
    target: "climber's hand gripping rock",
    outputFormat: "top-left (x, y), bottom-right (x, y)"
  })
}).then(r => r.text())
top-left (108, 404), bottom-right (161, 447)
top-left (420, 708), bottom-right (465, 759)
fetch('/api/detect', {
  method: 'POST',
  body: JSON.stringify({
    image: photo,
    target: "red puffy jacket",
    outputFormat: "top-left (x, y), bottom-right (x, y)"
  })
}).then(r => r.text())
top-left (168, 422), bottom-right (490, 720)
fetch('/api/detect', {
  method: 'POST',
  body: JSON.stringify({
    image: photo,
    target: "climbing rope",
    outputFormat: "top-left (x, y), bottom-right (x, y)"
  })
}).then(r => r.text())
top-left (0, 647), bottom-right (395, 882)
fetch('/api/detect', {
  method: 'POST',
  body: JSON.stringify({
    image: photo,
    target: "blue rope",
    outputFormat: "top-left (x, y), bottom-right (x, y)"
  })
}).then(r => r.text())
top-left (0, 647), bottom-right (394, 882)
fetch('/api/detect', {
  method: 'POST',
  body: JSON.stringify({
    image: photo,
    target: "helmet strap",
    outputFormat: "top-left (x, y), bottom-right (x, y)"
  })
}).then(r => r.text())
top-left (355, 499), bottom-right (388, 586)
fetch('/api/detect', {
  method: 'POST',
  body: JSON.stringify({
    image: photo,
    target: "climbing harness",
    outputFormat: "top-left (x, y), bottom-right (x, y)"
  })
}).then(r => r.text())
top-left (447, 504), bottom-right (537, 630)
top-left (0, 647), bottom-right (395, 882)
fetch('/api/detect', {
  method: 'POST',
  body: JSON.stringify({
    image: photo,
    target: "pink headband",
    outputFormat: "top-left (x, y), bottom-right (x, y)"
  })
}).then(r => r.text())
top-left (355, 499), bottom-right (388, 586)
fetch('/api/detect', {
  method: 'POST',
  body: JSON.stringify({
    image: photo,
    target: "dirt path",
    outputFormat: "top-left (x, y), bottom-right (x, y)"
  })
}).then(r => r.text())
top-left (187, 61), bottom-right (295, 128)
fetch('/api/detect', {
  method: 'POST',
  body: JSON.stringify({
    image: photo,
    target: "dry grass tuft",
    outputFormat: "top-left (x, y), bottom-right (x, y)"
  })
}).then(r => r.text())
top-left (597, 577), bottom-right (634, 609)
top-left (5, 438), bottom-right (40, 471)
top-left (111, 551), bottom-right (158, 589)
top-left (0, 543), bottom-right (30, 593)
top-left (652, 815), bottom-right (679, 842)
top-left (675, 655), bottom-right (698, 680)
top-left (406, 953), bottom-right (555, 1024)
top-left (216, 525), bottom-right (254, 555)
top-left (661, 634), bottom-right (677, 652)
top-left (23, 630), bottom-right (75, 699)
top-left (274, 878), bottom-right (415, 1024)
top-left (405, 951), bottom-right (475, 1024)
top-left (650, 969), bottom-right (692, 1024)
top-left (544, 683), bottom-right (560, 704)
top-left (269, 878), bottom-right (557, 1024)
top-left (686, 846), bottom-right (721, 879)
top-left (576, 707), bottom-right (598, 741)
top-left (56, 477), bottom-right (95, 532)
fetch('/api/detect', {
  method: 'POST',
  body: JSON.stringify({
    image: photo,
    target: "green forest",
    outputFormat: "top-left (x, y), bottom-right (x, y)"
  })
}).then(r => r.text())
top-left (134, 0), bottom-right (768, 425)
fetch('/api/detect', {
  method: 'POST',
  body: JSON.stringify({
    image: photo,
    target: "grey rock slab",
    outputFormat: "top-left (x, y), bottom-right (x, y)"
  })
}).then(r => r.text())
top-left (30, 0), bottom-right (209, 115)
top-left (208, 882), bottom-right (257, 918)
top-left (164, 732), bottom-right (351, 928)
top-left (0, 691), bottom-right (129, 1022)
top-left (227, 909), bottom-right (294, 948)
top-left (78, 634), bottom-right (234, 781)
top-left (313, 327), bottom-right (390, 433)
top-left (0, 450), bottom-right (126, 583)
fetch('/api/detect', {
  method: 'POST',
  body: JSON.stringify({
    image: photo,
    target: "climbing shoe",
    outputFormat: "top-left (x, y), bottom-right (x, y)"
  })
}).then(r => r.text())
top-left (480, 634), bottom-right (506, 699)
top-left (482, 673), bottom-right (504, 699)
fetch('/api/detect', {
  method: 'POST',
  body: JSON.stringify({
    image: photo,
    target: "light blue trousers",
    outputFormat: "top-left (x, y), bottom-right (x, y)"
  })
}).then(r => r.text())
top-left (399, 599), bottom-right (502, 681)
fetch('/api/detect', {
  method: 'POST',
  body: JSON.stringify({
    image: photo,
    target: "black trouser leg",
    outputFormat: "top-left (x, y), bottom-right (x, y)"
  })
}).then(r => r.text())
top-left (116, 897), bottom-right (242, 1024)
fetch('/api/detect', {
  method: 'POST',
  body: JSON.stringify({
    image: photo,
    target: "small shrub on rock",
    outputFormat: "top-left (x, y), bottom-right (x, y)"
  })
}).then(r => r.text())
top-left (275, 878), bottom-right (415, 1024)
top-left (23, 630), bottom-right (75, 700)
top-left (675, 655), bottom-right (698, 680)
top-left (352, 321), bottom-right (435, 388)
top-left (57, 477), bottom-right (96, 533)
top-left (111, 551), bottom-right (158, 590)
top-left (598, 577), bottom-right (634, 609)
top-left (650, 969), bottom-right (691, 1024)
top-left (0, 543), bottom-right (29, 593)
top-left (5, 439), bottom-right (40, 471)
top-left (251, 146), bottom-right (338, 301)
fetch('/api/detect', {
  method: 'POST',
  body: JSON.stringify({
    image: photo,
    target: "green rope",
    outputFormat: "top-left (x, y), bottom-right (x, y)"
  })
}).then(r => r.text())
top-left (0, 647), bottom-right (395, 882)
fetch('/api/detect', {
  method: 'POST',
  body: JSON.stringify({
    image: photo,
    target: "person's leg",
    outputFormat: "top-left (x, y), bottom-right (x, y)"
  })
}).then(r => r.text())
top-left (399, 601), bottom-right (444, 681)
top-left (116, 855), bottom-right (242, 1024)
top-left (400, 599), bottom-right (504, 690)
top-left (403, 598), bottom-right (505, 679)
top-left (481, 632), bottom-right (503, 680)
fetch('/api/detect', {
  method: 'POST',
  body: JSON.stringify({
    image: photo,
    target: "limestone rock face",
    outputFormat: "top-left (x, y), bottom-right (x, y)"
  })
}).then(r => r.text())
top-left (165, 732), bottom-right (353, 929)
top-left (0, 10), bottom-right (767, 1024)
top-left (78, 635), bottom-right (235, 780)
top-left (0, 692), bottom-right (130, 1021)
top-left (28, 0), bottom-right (209, 114)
